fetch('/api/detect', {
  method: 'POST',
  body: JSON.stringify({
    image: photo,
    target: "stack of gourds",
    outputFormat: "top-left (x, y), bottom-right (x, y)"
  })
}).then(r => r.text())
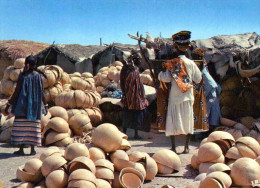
top-left (139, 69), bottom-right (154, 87)
top-left (37, 65), bottom-right (65, 105)
top-left (94, 61), bottom-right (123, 93)
top-left (220, 76), bottom-right (243, 118)
top-left (15, 123), bottom-right (182, 188)
top-left (0, 58), bottom-right (25, 97)
top-left (55, 89), bottom-right (101, 109)
top-left (41, 106), bottom-right (74, 147)
top-left (220, 75), bottom-right (259, 119)
top-left (54, 70), bottom-right (102, 128)
top-left (37, 65), bottom-right (100, 144)
top-left (190, 130), bottom-right (260, 188)
top-left (66, 107), bottom-right (102, 128)
top-left (215, 117), bottom-right (260, 144)
top-left (0, 114), bottom-right (14, 143)
top-left (0, 99), bottom-right (14, 143)
top-left (69, 72), bottom-right (95, 91)
top-left (0, 59), bottom-right (70, 101)
top-left (0, 58), bottom-right (103, 144)
top-left (55, 89), bottom-right (102, 128)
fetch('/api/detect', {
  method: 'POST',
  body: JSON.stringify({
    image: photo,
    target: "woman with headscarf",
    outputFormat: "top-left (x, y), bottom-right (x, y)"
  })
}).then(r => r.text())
top-left (120, 51), bottom-right (149, 139)
top-left (5, 55), bottom-right (47, 155)
top-left (158, 31), bottom-right (202, 153)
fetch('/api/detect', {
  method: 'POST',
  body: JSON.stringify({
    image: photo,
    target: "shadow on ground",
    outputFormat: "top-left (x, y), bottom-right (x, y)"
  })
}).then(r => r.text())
top-left (0, 153), bottom-right (21, 160)
top-left (0, 143), bottom-right (13, 148)
top-left (182, 164), bottom-right (199, 180)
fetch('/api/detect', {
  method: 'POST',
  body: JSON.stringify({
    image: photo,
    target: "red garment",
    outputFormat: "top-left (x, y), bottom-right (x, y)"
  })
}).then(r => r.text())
top-left (120, 64), bottom-right (148, 110)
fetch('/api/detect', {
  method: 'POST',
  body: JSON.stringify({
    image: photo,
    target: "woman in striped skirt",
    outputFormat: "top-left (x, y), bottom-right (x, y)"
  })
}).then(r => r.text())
top-left (5, 55), bottom-right (47, 155)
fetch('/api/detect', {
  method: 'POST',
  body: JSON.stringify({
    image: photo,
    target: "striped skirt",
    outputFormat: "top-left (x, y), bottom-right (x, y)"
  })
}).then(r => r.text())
top-left (11, 119), bottom-right (41, 146)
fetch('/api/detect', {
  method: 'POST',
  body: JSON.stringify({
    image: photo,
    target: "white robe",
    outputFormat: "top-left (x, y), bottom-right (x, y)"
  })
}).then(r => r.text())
top-left (158, 55), bottom-right (202, 136)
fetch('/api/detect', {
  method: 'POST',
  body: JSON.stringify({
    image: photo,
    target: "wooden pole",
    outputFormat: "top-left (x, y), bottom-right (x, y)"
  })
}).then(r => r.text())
top-left (100, 38), bottom-right (102, 46)
top-left (44, 41), bottom-right (55, 65)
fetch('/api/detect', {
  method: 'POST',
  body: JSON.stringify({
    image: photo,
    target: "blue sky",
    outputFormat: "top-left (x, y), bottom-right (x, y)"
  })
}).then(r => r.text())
top-left (0, 0), bottom-right (259, 45)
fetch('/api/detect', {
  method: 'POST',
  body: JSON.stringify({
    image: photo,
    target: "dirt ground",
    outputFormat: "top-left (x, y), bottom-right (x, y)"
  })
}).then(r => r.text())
top-left (0, 130), bottom-right (203, 188)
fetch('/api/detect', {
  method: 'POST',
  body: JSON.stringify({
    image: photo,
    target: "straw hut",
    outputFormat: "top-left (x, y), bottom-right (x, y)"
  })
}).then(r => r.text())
top-left (36, 44), bottom-right (106, 74)
top-left (0, 40), bottom-right (49, 79)
top-left (92, 43), bottom-right (138, 75)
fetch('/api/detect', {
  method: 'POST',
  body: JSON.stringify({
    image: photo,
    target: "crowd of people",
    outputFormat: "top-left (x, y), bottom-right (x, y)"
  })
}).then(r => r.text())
top-left (120, 31), bottom-right (222, 153)
top-left (2, 31), bottom-right (221, 156)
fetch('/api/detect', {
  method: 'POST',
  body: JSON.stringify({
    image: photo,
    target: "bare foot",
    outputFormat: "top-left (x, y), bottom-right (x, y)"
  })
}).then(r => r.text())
top-left (171, 147), bottom-right (177, 153)
top-left (182, 147), bottom-right (190, 154)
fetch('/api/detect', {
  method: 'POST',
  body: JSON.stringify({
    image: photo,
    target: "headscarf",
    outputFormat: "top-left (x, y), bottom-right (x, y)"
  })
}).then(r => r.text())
top-left (192, 48), bottom-right (208, 58)
top-left (172, 31), bottom-right (191, 52)
top-left (192, 48), bottom-right (208, 70)
top-left (22, 55), bottom-right (47, 79)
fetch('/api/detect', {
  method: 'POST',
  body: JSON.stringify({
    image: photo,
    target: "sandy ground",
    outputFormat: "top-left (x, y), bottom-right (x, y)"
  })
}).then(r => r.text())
top-left (0, 130), bottom-right (203, 188)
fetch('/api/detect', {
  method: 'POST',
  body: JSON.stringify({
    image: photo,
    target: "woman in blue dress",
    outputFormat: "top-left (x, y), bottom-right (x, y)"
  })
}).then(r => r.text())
top-left (5, 55), bottom-right (48, 155)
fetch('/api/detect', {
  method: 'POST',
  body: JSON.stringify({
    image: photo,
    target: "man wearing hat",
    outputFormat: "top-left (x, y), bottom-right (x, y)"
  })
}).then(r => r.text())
top-left (158, 31), bottom-right (202, 153)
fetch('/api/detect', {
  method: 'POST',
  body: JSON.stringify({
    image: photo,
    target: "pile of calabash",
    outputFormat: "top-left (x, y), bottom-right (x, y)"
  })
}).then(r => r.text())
top-left (37, 65), bottom-right (68, 104)
top-left (139, 69), bottom-right (154, 87)
top-left (189, 131), bottom-right (260, 188)
top-left (0, 58), bottom-right (24, 97)
top-left (217, 117), bottom-right (260, 143)
top-left (16, 123), bottom-right (182, 188)
top-left (41, 105), bottom-right (95, 147)
top-left (94, 61), bottom-right (123, 93)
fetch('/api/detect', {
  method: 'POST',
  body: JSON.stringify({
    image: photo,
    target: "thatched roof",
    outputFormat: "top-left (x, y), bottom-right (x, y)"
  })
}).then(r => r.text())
top-left (194, 32), bottom-right (260, 54)
top-left (109, 43), bottom-right (139, 51)
top-left (0, 40), bottom-right (50, 60)
top-left (93, 43), bottom-right (139, 59)
top-left (37, 44), bottom-right (106, 63)
top-left (155, 32), bottom-right (260, 52)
